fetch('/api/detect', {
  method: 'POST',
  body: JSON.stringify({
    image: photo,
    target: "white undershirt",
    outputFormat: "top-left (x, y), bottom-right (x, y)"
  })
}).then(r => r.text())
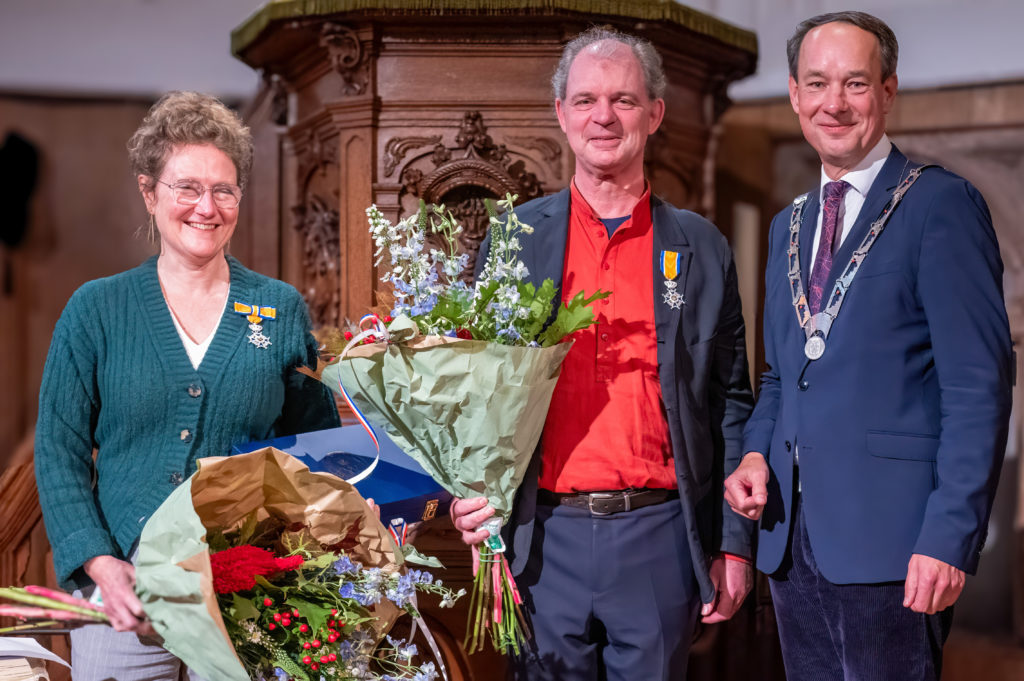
top-left (808, 134), bottom-right (892, 275)
top-left (167, 301), bottom-right (225, 370)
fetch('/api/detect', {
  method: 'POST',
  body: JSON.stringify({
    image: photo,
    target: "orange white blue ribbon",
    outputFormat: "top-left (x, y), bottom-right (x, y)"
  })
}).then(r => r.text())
top-left (659, 251), bottom-right (685, 309)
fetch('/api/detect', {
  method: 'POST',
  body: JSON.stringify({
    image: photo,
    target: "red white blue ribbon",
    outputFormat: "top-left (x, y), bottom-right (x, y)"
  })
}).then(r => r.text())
top-left (336, 314), bottom-right (390, 485)
top-left (388, 517), bottom-right (409, 547)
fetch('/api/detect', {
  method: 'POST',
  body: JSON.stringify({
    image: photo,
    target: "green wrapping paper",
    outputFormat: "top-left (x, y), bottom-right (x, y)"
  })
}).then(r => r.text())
top-left (134, 448), bottom-right (401, 681)
top-left (322, 317), bottom-right (572, 522)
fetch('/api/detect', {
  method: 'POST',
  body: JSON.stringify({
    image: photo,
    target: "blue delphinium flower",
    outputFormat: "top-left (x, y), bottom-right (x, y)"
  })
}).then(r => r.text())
top-left (385, 572), bottom-right (417, 608)
top-left (412, 662), bottom-right (439, 681)
top-left (339, 582), bottom-right (356, 599)
top-left (333, 554), bottom-right (359, 575)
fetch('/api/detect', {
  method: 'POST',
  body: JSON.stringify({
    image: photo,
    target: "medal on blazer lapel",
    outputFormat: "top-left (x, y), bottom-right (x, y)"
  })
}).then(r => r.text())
top-left (660, 250), bottom-right (686, 309)
top-left (233, 302), bottom-right (276, 349)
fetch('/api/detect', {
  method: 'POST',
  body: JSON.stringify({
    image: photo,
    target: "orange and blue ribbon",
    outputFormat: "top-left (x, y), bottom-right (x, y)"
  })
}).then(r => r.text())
top-left (233, 301), bottom-right (277, 325)
top-left (660, 250), bottom-right (680, 280)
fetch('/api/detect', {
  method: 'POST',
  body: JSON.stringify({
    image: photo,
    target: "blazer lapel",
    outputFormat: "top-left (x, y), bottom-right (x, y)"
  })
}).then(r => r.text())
top-left (798, 191), bottom-right (820, 291)
top-left (828, 147), bottom-right (909, 290)
top-left (651, 197), bottom-right (690, 350)
top-left (523, 189), bottom-right (570, 297)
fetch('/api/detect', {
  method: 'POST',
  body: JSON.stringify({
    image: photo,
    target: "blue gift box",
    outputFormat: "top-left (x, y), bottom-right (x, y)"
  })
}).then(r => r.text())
top-left (231, 425), bottom-right (452, 527)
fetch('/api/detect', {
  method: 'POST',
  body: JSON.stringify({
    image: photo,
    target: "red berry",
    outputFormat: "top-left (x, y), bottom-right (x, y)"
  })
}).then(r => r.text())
top-left (292, 608), bottom-right (300, 617)
top-left (299, 624), bottom-right (309, 633)
top-left (281, 618), bottom-right (291, 627)
top-left (303, 642), bottom-right (311, 650)
top-left (262, 598), bottom-right (273, 607)
top-left (268, 623), bottom-right (276, 630)
top-left (311, 639), bottom-right (321, 648)
top-left (328, 654), bottom-right (337, 662)
top-left (302, 656), bottom-right (312, 665)
top-left (343, 330), bottom-right (353, 340)
top-left (331, 609), bottom-right (338, 616)
top-left (320, 655), bottom-right (329, 664)
top-left (327, 632), bottom-right (339, 643)
top-left (310, 663), bottom-right (319, 671)
top-left (384, 315), bottom-right (393, 323)
top-left (273, 613), bottom-right (282, 622)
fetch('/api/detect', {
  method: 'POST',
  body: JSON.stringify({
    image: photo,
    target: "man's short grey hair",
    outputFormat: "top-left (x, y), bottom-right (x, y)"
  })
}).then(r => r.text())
top-left (552, 26), bottom-right (667, 101)
top-left (787, 11), bottom-right (899, 82)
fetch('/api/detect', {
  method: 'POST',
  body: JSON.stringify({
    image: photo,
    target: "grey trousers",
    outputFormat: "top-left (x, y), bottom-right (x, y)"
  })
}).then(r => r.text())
top-left (69, 624), bottom-right (206, 681)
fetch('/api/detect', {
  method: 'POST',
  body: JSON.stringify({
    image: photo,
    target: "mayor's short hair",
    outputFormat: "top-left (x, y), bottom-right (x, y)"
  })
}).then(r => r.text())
top-left (787, 11), bottom-right (899, 82)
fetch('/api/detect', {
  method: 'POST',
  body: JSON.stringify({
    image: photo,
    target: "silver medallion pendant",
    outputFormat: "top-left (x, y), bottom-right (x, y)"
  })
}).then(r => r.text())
top-left (804, 333), bottom-right (825, 361)
top-left (248, 322), bottom-right (272, 349)
top-left (662, 280), bottom-right (686, 309)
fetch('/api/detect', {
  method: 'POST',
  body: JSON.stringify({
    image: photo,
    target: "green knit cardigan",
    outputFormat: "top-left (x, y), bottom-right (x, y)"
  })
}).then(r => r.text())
top-left (34, 255), bottom-right (340, 589)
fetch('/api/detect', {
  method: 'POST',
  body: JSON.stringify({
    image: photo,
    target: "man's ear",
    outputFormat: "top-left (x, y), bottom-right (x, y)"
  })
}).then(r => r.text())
top-left (788, 76), bottom-right (800, 115)
top-left (647, 98), bottom-right (665, 134)
top-left (881, 74), bottom-right (898, 114)
top-left (555, 99), bottom-right (568, 134)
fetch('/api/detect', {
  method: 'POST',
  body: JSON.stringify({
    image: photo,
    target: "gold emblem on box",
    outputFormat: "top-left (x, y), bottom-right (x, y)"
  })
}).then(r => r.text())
top-left (422, 499), bottom-right (439, 521)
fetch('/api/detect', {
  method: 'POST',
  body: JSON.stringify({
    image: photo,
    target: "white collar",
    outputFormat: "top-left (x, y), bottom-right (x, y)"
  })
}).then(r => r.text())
top-left (819, 134), bottom-right (892, 200)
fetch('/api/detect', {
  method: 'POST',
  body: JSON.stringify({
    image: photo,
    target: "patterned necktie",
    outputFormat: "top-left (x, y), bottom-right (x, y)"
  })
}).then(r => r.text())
top-left (807, 180), bottom-right (851, 315)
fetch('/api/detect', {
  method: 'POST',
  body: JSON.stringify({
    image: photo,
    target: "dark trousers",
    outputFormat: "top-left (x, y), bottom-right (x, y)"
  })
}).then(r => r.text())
top-left (512, 498), bottom-right (701, 681)
top-left (770, 494), bottom-right (953, 681)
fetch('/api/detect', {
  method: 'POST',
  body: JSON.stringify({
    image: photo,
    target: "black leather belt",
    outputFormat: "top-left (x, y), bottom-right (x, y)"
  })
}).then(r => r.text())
top-left (537, 488), bottom-right (679, 515)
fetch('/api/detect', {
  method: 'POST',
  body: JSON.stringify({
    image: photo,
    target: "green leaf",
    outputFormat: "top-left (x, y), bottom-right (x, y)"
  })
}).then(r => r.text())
top-left (401, 545), bottom-right (445, 568)
top-left (537, 289), bottom-right (611, 347)
top-left (230, 593), bottom-right (261, 623)
top-left (285, 596), bottom-right (332, 642)
top-left (520, 279), bottom-right (557, 343)
top-left (253, 575), bottom-right (283, 593)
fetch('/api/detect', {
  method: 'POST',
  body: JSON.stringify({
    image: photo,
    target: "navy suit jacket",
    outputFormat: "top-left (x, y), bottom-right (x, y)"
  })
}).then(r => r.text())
top-left (477, 189), bottom-right (755, 604)
top-left (744, 146), bottom-right (1013, 583)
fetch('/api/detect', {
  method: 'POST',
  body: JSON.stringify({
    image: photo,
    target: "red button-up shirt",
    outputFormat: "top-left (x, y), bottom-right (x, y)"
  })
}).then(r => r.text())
top-left (538, 181), bottom-right (676, 492)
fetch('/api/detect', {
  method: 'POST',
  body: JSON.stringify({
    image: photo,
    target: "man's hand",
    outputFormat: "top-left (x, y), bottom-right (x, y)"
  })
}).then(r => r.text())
top-left (451, 497), bottom-right (494, 546)
top-left (701, 555), bottom-right (753, 623)
top-left (83, 555), bottom-right (154, 635)
top-left (724, 452), bottom-right (769, 521)
top-left (903, 554), bottom-right (965, 614)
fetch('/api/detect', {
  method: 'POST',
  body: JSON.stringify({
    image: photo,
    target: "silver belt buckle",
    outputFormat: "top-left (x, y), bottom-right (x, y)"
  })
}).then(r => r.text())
top-left (587, 491), bottom-right (617, 516)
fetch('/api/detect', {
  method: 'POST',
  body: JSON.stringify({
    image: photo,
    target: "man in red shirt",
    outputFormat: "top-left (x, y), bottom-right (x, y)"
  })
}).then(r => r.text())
top-left (453, 27), bottom-right (755, 680)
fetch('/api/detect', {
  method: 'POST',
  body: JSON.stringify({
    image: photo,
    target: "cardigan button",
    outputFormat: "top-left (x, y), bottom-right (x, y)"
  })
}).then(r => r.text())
top-left (180, 429), bottom-right (193, 443)
top-left (169, 472), bottom-right (184, 485)
top-left (187, 384), bottom-right (202, 398)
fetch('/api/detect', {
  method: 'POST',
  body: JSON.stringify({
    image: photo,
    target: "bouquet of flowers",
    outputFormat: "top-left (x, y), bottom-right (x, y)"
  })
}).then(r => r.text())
top-left (315, 195), bottom-right (606, 655)
top-left (133, 447), bottom-right (461, 681)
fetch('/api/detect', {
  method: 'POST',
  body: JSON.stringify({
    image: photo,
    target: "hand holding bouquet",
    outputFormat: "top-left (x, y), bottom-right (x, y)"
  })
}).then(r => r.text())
top-left (316, 195), bottom-right (606, 655)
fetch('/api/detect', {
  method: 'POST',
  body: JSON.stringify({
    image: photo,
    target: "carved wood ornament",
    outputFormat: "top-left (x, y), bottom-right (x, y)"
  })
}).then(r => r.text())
top-left (389, 111), bottom-right (553, 277)
top-left (292, 131), bottom-right (342, 327)
top-left (320, 23), bottom-right (368, 96)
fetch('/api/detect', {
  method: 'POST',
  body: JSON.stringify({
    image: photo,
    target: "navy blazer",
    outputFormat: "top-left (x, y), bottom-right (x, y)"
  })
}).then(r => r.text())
top-left (744, 146), bottom-right (1013, 583)
top-left (477, 189), bottom-right (755, 604)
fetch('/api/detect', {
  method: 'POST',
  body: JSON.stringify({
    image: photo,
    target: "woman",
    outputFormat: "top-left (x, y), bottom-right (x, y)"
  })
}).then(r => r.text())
top-left (34, 91), bottom-right (340, 679)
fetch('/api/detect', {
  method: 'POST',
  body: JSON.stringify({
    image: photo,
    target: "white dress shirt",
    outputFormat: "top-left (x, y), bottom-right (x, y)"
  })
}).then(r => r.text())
top-left (808, 135), bottom-right (893, 276)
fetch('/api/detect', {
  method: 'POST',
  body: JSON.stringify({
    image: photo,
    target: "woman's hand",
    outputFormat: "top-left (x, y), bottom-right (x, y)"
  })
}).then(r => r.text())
top-left (83, 555), bottom-right (154, 635)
